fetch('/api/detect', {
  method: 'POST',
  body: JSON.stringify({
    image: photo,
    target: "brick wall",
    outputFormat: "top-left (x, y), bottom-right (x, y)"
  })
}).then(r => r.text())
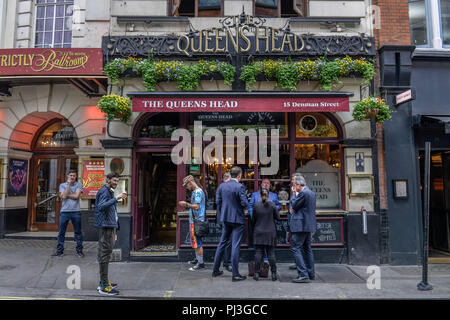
top-left (373, 0), bottom-right (411, 48)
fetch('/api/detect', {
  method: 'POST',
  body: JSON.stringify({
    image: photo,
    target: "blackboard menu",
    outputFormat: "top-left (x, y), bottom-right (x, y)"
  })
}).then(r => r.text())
top-left (178, 216), bottom-right (344, 248)
top-left (275, 217), bottom-right (344, 247)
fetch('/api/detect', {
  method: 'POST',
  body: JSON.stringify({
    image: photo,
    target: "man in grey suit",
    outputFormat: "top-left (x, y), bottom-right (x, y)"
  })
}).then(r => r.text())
top-left (289, 175), bottom-right (317, 283)
top-left (212, 166), bottom-right (249, 282)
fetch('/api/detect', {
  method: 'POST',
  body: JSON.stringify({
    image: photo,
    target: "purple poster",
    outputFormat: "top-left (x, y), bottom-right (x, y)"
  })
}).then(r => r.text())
top-left (8, 159), bottom-right (28, 196)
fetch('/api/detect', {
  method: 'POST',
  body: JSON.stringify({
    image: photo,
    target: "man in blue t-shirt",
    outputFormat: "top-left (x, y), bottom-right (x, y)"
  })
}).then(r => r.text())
top-left (179, 175), bottom-right (206, 271)
top-left (52, 170), bottom-right (83, 257)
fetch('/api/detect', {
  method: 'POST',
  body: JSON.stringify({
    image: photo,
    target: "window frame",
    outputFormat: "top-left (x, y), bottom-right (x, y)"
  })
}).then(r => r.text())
top-left (254, 0), bottom-right (307, 18)
top-left (34, 0), bottom-right (74, 48)
top-left (409, 0), bottom-right (434, 48)
top-left (171, 0), bottom-right (224, 17)
top-left (438, 0), bottom-right (450, 48)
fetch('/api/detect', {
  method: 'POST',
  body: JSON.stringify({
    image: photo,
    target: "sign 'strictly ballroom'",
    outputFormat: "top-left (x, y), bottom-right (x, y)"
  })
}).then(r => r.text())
top-left (132, 97), bottom-right (350, 113)
top-left (0, 48), bottom-right (104, 76)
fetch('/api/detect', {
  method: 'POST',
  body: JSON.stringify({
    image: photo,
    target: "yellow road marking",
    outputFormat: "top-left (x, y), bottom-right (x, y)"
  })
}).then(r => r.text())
top-left (163, 290), bottom-right (173, 299)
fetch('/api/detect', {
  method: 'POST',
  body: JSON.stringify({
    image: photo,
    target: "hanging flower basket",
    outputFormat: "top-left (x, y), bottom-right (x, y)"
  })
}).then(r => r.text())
top-left (97, 94), bottom-right (132, 123)
top-left (352, 97), bottom-right (393, 123)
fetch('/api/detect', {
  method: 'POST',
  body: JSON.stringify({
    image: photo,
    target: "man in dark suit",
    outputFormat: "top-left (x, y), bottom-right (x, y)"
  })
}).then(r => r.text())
top-left (212, 166), bottom-right (249, 282)
top-left (215, 172), bottom-right (232, 272)
top-left (289, 175), bottom-right (316, 283)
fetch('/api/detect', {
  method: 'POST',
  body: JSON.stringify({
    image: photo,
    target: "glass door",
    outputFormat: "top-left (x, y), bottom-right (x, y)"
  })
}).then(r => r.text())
top-left (31, 156), bottom-right (78, 231)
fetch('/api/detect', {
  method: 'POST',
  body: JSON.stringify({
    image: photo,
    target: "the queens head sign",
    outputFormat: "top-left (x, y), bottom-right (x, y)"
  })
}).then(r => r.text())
top-left (103, 14), bottom-right (376, 59)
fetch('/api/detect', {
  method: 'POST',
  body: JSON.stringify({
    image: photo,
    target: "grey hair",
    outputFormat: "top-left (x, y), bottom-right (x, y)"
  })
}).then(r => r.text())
top-left (223, 172), bottom-right (231, 180)
top-left (294, 175), bottom-right (306, 186)
top-left (291, 172), bottom-right (302, 178)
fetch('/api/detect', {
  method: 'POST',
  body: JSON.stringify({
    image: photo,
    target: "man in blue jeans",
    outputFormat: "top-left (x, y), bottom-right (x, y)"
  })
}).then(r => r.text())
top-left (52, 170), bottom-right (84, 257)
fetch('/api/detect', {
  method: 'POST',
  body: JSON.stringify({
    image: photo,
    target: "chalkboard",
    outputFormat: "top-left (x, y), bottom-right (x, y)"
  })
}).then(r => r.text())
top-left (274, 217), bottom-right (344, 247)
top-left (179, 218), bottom-right (249, 247)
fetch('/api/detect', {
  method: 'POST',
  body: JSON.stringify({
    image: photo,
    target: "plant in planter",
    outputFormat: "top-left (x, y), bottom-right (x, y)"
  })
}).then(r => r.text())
top-left (97, 94), bottom-right (132, 123)
top-left (352, 97), bottom-right (393, 123)
top-left (103, 57), bottom-right (144, 85)
top-left (240, 56), bottom-right (375, 92)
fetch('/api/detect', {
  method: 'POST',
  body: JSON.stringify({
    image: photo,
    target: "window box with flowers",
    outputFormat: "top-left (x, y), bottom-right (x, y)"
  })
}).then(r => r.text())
top-left (352, 97), bottom-right (393, 123)
top-left (103, 56), bottom-right (236, 92)
top-left (240, 56), bottom-right (375, 92)
top-left (97, 94), bottom-right (132, 123)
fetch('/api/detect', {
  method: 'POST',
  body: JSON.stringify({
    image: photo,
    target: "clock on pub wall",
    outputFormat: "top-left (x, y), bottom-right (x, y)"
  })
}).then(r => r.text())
top-left (299, 115), bottom-right (317, 133)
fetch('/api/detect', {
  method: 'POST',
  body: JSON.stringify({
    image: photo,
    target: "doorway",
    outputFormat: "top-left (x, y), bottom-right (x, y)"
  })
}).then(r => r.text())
top-left (419, 150), bottom-right (450, 261)
top-left (30, 156), bottom-right (78, 231)
top-left (28, 119), bottom-right (79, 232)
top-left (133, 152), bottom-right (178, 252)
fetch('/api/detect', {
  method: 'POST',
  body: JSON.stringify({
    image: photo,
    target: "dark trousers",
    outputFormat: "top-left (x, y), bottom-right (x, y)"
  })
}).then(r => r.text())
top-left (213, 222), bottom-right (245, 277)
top-left (98, 227), bottom-right (116, 286)
top-left (223, 237), bottom-right (231, 267)
top-left (290, 232), bottom-right (315, 278)
top-left (57, 211), bottom-right (83, 253)
top-left (255, 245), bottom-right (277, 274)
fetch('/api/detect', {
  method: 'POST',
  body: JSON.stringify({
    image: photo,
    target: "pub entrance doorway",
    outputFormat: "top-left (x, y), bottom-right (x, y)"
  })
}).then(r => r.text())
top-left (420, 150), bottom-right (450, 262)
top-left (133, 151), bottom-right (178, 252)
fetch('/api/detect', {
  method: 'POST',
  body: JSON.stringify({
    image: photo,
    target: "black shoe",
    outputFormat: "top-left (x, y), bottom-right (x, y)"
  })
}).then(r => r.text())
top-left (212, 270), bottom-right (223, 277)
top-left (77, 252), bottom-right (85, 258)
top-left (188, 259), bottom-right (198, 265)
top-left (232, 275), bottom-right (247, 282)
top-left (224, 265), bottom-right (233, 272)
top-left (309, 275), bottom-right (315, 281)
top-left (289, 264), bottom-right (297, 270)
top-left (272, 272), bottom-right (278, 281)
top-left (253, 272), bottom-right (259, 281)
top-left (51, 251), bottom-right (64, 257)
top-left (292, 276), bottom-right (310, 283)
top-left (189, 263), bottom-right (205, 271)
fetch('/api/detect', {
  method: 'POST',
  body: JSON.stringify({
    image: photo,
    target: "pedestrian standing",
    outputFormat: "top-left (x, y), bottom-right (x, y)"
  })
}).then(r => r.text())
top-left (288, 172), bottom-right (302, 271)
top-left (216, 172), bottom-right (232, 272)
top-left (94, 173), bottom-right (127, 296)
top-left (248, 178), bottom-right (282, 266)
top-left (289, 175), bottom-right (317, 283)
top-left (212, 166), bottom-right (249, 282)
top-left (251, 188), bottom-right (281, 281)
top-left (179, 175), bottom-right (206, 271)
top-left (52, 170), bottom-right (83, 257)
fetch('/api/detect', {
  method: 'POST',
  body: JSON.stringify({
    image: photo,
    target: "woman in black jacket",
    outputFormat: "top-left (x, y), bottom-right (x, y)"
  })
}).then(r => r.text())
top-left (252, 188), bottom-right (281, 281)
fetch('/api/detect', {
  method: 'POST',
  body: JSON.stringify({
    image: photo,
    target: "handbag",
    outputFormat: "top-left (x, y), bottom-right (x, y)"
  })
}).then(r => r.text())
top-left (193, 217), bottom-right (209, 238)
top-left (248, 261), bottom-right (269, 277)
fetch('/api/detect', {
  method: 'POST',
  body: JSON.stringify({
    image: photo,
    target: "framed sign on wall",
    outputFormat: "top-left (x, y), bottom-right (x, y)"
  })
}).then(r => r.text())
top-left (348, 174), bottom-right (374, 197)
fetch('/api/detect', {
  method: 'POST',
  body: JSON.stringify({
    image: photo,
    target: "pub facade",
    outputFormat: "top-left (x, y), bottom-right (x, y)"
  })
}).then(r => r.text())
top-left (0, 0), bottom-right (385, 265)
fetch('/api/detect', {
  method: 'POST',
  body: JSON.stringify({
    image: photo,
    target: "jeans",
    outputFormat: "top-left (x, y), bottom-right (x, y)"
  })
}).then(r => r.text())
top-left (290, 232), bottom-right (315, 278)
top-left (98, 227), bottom-right (116, 286)
top-left (57, 211), bottom-right (83, 253)
top-left (254, 245), bottom-right (277, 274)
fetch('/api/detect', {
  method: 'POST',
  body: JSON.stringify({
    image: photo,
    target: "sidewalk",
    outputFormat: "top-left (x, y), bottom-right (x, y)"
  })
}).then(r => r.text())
top-left (0, 239), bottom-right (449, 300)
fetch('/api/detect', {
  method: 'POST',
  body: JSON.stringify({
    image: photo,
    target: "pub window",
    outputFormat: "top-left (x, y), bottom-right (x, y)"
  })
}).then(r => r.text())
top-left (171, 0), bottom-right (223, 17)
top-left (138, 113), bottom-right (180, 138)
top-left (35, 0), bottom-right (74, 48)
top-left (254, 0), bottom-right (306, 17)
top-left (186, 112), bottom-right (343, 210)
top-left (441, 0), bottom-right (450, 46)
top-left (35, 120), bottom-right (79, 149)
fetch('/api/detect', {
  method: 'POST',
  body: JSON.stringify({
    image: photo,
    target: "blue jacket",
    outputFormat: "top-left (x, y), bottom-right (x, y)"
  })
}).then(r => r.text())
top-left (248, 191), bottom-right (282, 218)
top-left (94, 185), bottom-right (119, 229)
top-left (216, 179), bottom-right (249, 225)
top-left (289, 186), bottom-right (317, 233)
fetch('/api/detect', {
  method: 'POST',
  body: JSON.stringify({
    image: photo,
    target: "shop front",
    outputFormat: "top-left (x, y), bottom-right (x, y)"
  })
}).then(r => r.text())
top-left (0, 48), bottom-right (107, 238)
top-left (101, 14), bottom-right (380, 264)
